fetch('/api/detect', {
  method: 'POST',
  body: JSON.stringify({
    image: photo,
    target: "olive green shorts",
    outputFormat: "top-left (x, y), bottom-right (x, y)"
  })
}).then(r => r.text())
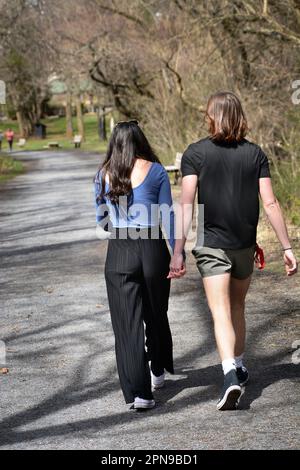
top-left (192, 245), bottom-right (256, 280)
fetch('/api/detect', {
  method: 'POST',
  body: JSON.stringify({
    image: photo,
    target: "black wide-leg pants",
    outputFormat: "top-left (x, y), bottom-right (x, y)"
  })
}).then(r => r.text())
top-left (104, 228), bottom-right (174, 404)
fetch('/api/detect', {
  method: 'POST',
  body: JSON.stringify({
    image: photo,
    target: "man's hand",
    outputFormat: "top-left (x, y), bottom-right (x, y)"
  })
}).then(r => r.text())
top-left (167, 253), bottom-right (186, 279)
top-left (283, 249), bottom-right (298, 276)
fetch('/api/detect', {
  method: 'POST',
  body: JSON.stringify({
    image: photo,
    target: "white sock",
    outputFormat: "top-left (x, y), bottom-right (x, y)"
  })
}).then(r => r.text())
top-left (235, 353), bottom-right (244, 369)
top-left (222, 358), bottom-right (236, 375)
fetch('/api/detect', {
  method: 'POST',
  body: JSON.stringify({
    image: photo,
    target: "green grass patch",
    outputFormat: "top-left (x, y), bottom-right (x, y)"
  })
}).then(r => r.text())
top-left (271, 161), bottom-right (300, 226)
top-left (0, 115), bottom-right (172, 163)
top-left (0, 154), bottom-right (24, 182)
top-left (0, 115), bottom-right (108, 153)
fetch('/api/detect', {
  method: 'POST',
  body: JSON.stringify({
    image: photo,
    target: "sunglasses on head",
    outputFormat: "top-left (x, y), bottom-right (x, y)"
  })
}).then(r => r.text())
top-left (116, 119), bottom-right (139, 126)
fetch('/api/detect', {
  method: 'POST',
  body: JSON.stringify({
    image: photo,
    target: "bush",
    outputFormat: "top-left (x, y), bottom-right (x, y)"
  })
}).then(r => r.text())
top-left (0, 155), bottom-right (23, 181)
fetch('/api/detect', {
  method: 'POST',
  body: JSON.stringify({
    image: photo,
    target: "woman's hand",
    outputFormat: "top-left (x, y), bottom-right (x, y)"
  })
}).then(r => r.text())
top-left (283, 249), bottom-right (298, 276)
top-left (167, 253), bottom-right (186, 279)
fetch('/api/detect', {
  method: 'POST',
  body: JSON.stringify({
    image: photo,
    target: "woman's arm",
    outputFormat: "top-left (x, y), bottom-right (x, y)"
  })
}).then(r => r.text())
top-left (94, 174), bottom-right (111, 233)
top-left (259, 177), bottom-right (297, 276)
top-left (158, 169), bottom-right (175, 252)
top-left (168, 175), bottom-right (198, 278)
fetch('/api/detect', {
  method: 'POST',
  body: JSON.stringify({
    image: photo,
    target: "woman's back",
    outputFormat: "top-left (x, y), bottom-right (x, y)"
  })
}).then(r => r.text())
top-left (130, 158), bottom-right (153, 188)
top-left (95, 160), bottom-right (174, 248)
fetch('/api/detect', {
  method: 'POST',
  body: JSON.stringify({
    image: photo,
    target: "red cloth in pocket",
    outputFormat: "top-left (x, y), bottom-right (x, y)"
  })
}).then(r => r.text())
top-left (254, 243), bottom-right (265, 270)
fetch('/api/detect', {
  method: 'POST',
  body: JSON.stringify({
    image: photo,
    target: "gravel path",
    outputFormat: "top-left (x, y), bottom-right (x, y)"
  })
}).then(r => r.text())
top-left (0, 150), bottom-right (299, 450)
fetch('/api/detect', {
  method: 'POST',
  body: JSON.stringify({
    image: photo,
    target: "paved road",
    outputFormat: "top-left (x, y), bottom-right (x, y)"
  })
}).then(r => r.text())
top-left (0, 151), bottom-right (299, 450)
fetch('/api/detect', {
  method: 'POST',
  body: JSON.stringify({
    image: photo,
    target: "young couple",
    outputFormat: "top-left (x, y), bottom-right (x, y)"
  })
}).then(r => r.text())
top-left (94, 91), bottom-right (297, 412)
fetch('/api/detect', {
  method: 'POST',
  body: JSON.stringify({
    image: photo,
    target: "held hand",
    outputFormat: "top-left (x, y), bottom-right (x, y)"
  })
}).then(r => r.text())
top-left (283, 249), bottom-right (298, 276)
top-left (167, 253), bottom-right (186, 279)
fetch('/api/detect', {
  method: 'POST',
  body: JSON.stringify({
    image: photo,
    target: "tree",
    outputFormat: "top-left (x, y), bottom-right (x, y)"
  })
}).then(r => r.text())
top-left (75, 95), bottom-right (84, 140)
top-left (0, 0), bottom-right (52, 137)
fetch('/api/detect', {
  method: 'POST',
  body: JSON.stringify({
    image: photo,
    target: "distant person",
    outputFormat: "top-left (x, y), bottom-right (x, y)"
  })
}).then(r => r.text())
top-left (94, 120), bottom-right (176, 411)
top-left (0, 131), bottom-right (3, 152)
top-left (169, 91), bottom-right (298, 411)
top-left (5, 128), bottom-right (14, 152)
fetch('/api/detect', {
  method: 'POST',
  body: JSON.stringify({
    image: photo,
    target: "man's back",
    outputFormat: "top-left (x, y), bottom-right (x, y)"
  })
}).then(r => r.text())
top-left (181, 137), bottom-right (271, 249)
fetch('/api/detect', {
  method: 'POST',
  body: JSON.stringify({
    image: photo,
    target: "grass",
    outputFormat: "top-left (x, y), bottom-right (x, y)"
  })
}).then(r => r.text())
top-left (0, 113), bottom-right (176, 184)
top-left (0, 154), bottom-right (24, 182)
top-left (0, 114), bottom-right (108, 153)
top-left (0, 114), bottom-right (175, 163)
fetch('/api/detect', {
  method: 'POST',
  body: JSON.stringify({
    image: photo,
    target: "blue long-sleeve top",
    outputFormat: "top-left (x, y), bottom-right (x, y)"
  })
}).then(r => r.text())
top-left (94, 162), bottom-right (175, 252)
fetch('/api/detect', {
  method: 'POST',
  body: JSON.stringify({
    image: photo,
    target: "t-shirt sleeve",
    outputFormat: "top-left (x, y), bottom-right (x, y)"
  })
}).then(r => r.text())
top-left (258, 148), bottom-right (271, 178)
top-left (181, 144), bottom-right (200, 177)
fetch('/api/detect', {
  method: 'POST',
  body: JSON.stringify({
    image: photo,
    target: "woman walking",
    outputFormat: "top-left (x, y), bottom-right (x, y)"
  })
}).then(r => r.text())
top-left (5, 128), bottom-right (14, 152)
top-left (169, 91), bottom-right (298, 410)
top-left (94, 121), bottom-right (175, 410)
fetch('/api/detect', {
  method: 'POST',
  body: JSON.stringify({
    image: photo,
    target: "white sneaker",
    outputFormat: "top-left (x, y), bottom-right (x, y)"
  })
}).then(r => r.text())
top-left (151, 371), bottom-right (165, 390)
top-left (132, 397), bottom-right (155, 410)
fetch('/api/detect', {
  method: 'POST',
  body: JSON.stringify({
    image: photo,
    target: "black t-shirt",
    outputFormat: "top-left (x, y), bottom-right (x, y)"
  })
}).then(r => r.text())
top-left (181, 137), bottom-right (271, 249)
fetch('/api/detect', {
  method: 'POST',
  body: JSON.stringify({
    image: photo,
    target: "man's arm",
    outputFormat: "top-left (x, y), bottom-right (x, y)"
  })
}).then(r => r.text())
top-left (259, 177), bottom-right (297, 276)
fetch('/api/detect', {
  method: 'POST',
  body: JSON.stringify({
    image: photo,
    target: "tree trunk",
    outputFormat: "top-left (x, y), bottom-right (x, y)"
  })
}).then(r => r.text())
top-left (65, 92), bottom-right (73, 138)
top-left (98, 106), bottom-right (107, 141)
top-left (76, 95), bottom-right (85, 140)
top-left (16, 111), bottom-right (25, 138)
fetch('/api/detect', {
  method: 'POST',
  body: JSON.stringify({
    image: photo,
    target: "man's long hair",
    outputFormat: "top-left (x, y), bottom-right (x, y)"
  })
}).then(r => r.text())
top-left (206, 91), bottom-right (248, 143)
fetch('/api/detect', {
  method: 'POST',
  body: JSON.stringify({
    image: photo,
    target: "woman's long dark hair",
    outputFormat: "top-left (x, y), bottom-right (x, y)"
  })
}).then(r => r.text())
top-left (95, 121), bottom-right (160, 205)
